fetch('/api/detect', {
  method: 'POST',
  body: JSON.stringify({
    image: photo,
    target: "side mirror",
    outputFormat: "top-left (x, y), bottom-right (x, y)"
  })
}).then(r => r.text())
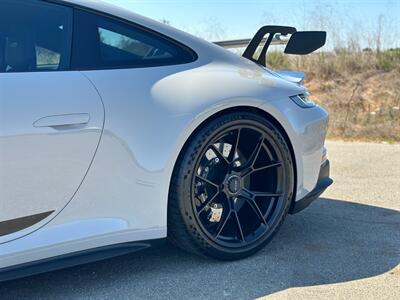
top-left (284, 31), bottom-right (326, 55)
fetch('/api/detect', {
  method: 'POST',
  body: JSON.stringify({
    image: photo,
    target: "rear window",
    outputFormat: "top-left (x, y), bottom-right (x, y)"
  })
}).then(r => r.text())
top-left (98, 26), bottom-right (174, 60)
top-left (72, 9), bottom-right (197, 70)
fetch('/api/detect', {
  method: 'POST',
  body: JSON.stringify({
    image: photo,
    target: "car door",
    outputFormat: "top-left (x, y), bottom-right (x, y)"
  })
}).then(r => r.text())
top-left (0, 0), bottom-right (104, 241)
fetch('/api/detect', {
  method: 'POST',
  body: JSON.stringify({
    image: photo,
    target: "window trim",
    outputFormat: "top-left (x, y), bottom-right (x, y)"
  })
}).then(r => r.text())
top-left (44, 0), bottom-right (198, 71)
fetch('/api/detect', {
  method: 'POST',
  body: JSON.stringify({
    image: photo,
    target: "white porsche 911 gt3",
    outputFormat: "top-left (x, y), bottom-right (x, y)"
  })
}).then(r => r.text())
top-left (0, 0), bottom-right (333, 281)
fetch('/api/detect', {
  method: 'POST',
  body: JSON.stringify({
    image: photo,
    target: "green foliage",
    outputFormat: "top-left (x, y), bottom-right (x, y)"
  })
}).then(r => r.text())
top-left (262, 47), bottom-right (399, 82)
top-left (376, 48), bottom-right (400, 71)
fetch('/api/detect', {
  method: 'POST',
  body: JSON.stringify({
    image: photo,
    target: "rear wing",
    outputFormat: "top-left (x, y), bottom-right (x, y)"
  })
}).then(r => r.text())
top-left (214, 35), bottom-right (288, 49)
top-left (214, 25), bottom-right (326, 67)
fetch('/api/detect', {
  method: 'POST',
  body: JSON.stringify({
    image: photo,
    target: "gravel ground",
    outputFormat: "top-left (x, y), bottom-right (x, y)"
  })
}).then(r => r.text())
top-left (1, 140), bottom-right (399, 299)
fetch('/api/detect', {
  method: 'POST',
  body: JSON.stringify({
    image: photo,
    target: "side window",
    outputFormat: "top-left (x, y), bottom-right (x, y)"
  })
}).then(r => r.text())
top-left (72, 10), bottom-right (196, 70)
top-left (0, 0), bottom-right (72, 73)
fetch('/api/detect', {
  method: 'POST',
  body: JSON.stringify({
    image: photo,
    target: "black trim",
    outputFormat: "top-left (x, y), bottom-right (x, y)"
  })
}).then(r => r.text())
top-left (289, 160), bottom-right (333, 214)
top-left (284, 31), bottom-right (327, 55)
top-left (0, 239), bottom-right (166, 282)
top-left (242, 25), bottom-right (327, 67)
top-left (0, 211), bottom-right (54, 237)
top-left (243, 26), bottom-right (296, 67)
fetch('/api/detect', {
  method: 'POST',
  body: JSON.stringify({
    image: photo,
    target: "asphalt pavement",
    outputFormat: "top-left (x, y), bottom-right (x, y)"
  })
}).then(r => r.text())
top-left (1, 141), bottom-right (399, 299)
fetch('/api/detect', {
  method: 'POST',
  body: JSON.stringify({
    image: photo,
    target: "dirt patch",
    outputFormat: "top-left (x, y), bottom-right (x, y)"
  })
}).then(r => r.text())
top-left (390, 266), bottom-right (400, 277)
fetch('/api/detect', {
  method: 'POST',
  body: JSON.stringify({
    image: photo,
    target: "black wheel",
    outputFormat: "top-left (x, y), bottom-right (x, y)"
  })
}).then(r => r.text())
top-left (168, 112), bottom-right (294, 260)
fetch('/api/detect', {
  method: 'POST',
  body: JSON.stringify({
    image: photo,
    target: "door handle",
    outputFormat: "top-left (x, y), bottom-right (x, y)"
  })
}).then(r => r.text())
top-left (33, 113), bottom-right (90, 128)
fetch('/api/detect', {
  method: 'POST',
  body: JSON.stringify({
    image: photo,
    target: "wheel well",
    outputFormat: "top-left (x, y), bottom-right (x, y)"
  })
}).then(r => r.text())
top-left (169, 106), bottom-right (298, 210)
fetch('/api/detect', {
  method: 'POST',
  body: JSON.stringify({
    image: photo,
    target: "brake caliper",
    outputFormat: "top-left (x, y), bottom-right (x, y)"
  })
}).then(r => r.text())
top-left (208, 203), bottom-right (223, 223)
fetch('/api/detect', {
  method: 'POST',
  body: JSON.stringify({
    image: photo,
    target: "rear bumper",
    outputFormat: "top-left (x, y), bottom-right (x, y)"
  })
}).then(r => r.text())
top-left (289, 159), bottom-right (333, 214)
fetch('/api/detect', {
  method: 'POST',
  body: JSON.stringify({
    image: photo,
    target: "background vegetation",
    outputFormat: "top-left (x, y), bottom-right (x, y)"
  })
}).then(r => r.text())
top-left (267, 48), bottom-right (400, 142)
top-left (161, 6), bottom-right (400, 143)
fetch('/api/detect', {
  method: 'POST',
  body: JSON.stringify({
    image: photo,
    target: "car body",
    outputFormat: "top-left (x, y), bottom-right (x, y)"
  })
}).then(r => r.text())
top-left (0, 0), bottom-right (332, 280)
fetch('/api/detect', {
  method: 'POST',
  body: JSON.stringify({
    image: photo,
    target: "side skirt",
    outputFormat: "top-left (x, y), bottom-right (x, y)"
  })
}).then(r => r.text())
top-left (0, 239), bottom-right (166, 282)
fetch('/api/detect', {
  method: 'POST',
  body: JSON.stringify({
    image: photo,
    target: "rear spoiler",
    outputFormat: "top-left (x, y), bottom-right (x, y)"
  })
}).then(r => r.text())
top-left (214, 25), bottom-right (326, 67)
top-left (214, 35), bottom-right (288, 49)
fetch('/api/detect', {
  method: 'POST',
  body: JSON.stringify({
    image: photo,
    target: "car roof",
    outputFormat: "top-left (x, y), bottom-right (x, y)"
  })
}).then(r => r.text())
top-left (58, 0), bottom-right (206, 50)
top-left (61, 0), bottom-right (159, 28)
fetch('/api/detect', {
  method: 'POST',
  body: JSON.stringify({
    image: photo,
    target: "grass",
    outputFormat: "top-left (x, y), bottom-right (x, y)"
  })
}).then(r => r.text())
top-left (377, 48), bottom-right (400, 71)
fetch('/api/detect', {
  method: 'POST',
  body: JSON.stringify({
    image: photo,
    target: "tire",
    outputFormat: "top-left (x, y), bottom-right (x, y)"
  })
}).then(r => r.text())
top-left (168, 111), bottom-right (294, 260)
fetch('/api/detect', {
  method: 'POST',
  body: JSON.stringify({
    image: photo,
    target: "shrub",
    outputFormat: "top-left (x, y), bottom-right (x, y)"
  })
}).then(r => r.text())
top-left (267, 51), bottom-right (290, 69)
top-left (376, 48), bottom-right (400, 71)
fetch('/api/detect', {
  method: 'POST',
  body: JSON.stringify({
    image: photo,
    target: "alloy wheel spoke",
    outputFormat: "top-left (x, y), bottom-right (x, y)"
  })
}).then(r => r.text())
top-left (253, 192), bottom-right (283, 197)
top-left (252, 161), bottom-right (283, 173)
top-left (242, 188), bottom-right (282, 199)
top-left (240, 136), bottom-right (264, 176)
top-left (234, 211), bottom-right (245, 241)
top-left (195, 175), bottom-right (219, 189)
top-left (216, 210), bottom-right (232, 238)
top-left (242, 161), bottom-right (283, 177)
top-left (228, 129), bottom-right (241, 163)
top-left (239, 194), bottom-right (268, 226)
top-left (249, 136), bottom-right (264, 167)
